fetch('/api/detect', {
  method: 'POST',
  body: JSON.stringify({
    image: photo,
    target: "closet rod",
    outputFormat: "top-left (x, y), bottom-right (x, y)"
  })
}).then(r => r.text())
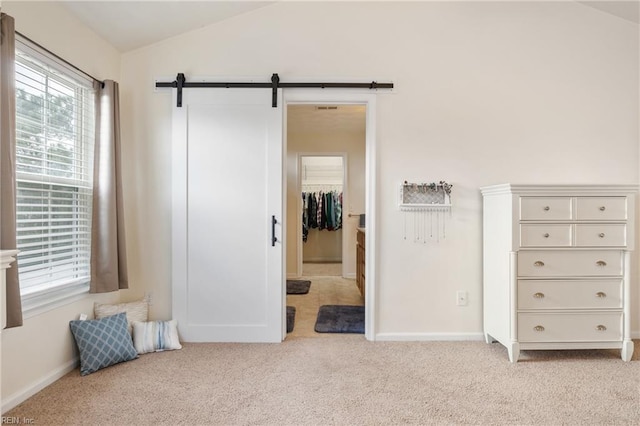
top-left (155, 73), bottom-right (394, 108)
top-left (16, 31), bottom-right (104, 87)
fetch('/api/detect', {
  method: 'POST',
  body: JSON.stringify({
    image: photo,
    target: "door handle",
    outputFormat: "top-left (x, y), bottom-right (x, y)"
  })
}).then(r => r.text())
top-left (271, 215), bottom-right (278, 247)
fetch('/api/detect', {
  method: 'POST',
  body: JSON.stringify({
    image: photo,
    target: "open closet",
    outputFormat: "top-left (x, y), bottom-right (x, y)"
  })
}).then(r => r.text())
top-left (301, 156), bottom-right (344, 273)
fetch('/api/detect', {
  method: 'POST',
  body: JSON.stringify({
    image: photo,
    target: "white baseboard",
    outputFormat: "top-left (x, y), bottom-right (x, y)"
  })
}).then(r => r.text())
top-left (375, 332), bottom-right (485, 342)
top-left (344, 273), bottom-right (356, 279)
top-left (2, 357), bottom-right (78, 414)
top-left (632, 331), bottom-right (640, 339)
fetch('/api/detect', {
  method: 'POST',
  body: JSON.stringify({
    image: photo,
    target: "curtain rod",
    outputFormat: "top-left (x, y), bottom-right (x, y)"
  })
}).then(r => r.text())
top-left (15, 31), bottom-right (104, 86)
top-left (156, 73), bottom-right (394, 108)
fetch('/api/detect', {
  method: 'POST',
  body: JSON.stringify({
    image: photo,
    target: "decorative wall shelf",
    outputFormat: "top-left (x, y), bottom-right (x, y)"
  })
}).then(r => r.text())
top-left (399, 181), bottom-right (452, 243)
top-left (399, 181), bottom-right (452, 210)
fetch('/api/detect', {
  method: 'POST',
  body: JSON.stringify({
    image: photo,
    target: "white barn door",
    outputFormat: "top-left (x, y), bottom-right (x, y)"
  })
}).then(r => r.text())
top-left (172, 88), bottom-right (284, 342)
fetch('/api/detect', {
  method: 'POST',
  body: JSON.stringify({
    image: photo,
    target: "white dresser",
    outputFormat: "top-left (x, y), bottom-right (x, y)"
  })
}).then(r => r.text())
top-left (480, 184), bottom-right (637, 362)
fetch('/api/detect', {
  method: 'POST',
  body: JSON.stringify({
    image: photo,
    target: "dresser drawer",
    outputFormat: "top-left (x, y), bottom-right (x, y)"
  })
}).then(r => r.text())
top-left (518, 280), bottom-right (622, 310)
top-left (575, 197), bottom-right (627, 220)
top-left (520, 224), bottom-right (571, 247)
top-left (518, 250), bottom-right (622, 277)
top-left (518, 313), bottom-right (622, 342)
top-left (575, 224), bottom-right (626, 247)
top-left (520, 197), bottom-right (572, 221)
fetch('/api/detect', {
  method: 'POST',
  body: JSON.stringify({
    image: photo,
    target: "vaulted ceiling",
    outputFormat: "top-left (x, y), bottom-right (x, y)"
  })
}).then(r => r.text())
top-left (576, 0), bottom-right (639, 24)
top-left (61, 1), bottom-right (274, 52)
top-left (59, 1), bottom-right (639, 53)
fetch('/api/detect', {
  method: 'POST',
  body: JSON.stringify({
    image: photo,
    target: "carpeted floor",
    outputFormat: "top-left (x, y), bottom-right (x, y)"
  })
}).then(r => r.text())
top-left (5, 337), bottom-right (639, 425)
top-left (8, 270), bottom-right (638, 424)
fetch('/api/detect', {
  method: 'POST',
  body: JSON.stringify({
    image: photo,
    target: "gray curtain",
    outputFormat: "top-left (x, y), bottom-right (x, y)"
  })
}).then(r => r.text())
top-left (0, 13), bottom-right (22, 327)
top-left (90, 80), bottom-right (128, 293)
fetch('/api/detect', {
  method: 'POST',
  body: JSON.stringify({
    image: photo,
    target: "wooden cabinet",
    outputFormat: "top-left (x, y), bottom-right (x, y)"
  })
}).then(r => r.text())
top-left (356, 228), bottom-right (365, 297)
top-left (481, 184), bottom-right (637, 362)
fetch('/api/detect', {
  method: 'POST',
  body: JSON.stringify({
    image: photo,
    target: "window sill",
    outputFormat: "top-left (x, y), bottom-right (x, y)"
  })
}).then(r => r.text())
top-left (21, 281), bottom-right (90, 319)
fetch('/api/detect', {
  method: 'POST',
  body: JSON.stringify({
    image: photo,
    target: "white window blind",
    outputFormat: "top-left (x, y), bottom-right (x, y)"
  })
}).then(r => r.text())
top-left (15, 36), bottom-right (96, 297)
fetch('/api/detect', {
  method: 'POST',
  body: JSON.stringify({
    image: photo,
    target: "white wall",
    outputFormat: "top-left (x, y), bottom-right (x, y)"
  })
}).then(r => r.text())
top-left (119, 2), bottom-right (639, 338)
top-left (1, 1), bottom-right (121, 412)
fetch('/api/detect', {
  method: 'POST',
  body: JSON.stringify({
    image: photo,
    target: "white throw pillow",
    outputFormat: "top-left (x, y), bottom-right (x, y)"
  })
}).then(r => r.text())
top-left (94, 299), bottom-right (149, 335)
top-left (132, 320), bottom-right (182, 354)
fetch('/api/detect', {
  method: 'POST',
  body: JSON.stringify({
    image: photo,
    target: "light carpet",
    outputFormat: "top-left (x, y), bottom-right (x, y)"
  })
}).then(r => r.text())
top-left (5, 337), bottom-right (639, 425)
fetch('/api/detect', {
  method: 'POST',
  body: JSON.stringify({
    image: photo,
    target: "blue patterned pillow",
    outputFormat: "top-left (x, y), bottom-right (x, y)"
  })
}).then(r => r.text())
top-left (69, 312), bottom-right (138, 375)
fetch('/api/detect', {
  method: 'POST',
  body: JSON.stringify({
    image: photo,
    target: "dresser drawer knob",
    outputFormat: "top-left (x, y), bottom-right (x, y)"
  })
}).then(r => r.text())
top-left (533, 261), bottom-right (545, 267)
top-left (543, 233), bottom-right (550, 238)
top-left (543, 206), bottom-right (550, 211)
top-left (596, 325), bottom-right (607, 331)
top-left (533, 292), bottom-right (545, 299)
top-left (599, 206), bottom-right (606, 211)
top-left (599, 233), bottom-right (605, 238)
top-left (596, 260), bottom-right (607, 267)
top-left (534, 325), bottom-right (545, 332)
top-left (596, 292), bottom-right (607, 298)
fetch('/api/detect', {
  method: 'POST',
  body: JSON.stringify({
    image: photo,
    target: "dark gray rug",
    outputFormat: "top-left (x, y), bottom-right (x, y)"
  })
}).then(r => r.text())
top-left (286, 279), bottom-right (311, 295)
top-left (314, 305), bottom-right (364, 334)
top-left (286, 306), bottom-right (296, 333)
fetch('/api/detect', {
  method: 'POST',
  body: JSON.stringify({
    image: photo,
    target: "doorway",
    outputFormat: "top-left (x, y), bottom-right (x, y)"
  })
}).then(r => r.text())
top-left (299, 154), bottom-right (346, 277)
top-left (168, 86), bottom-right (377, 342)
top-left (285, 104), bottom-right (367, 338)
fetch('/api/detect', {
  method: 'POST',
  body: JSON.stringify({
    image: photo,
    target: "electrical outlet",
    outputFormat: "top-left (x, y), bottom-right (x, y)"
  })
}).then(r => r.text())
top-left (456, 291), bottom-right (468, 306)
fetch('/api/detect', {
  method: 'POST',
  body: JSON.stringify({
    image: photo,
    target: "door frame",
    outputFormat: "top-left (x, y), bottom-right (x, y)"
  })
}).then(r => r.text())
top-left (296, 153), bottom-right (349, 278)
top-left (284, 90), bottom-right (377, 341)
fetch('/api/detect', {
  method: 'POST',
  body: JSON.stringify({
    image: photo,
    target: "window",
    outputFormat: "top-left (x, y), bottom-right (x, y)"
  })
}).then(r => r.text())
top-left (14, 35), bottom-right (96, 310)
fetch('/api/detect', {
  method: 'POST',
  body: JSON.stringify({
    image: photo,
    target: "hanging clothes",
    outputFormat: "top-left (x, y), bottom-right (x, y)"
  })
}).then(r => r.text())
top-left (307, 192), bottom-right (317, 229)
top-left (317, 192), bottom-right (324, 230)
top-left (335, 192), bottom-right (342, 230)
top-left (325, 192), bottom-right (334, 231)
top-left (301, 190), bottom-right (343, 241)
top-left (302, 193), bottom-right (309, 242)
